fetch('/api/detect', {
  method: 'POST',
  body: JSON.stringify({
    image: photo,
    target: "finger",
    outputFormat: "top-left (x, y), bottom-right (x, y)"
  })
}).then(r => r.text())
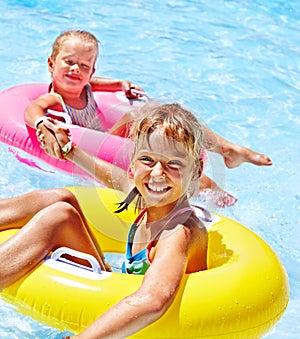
top-left (44, 119), bottom-right (70, 136)
top-left (38, 133), bottom-right (45, 142)
top-left (130, 88), bottom-right (147, 97)
top-left (53, 143), bottom-right (64, 159)
top-left (129, 82), bottom-right (144, 92)
top-left (36, 129), bottom-right (42, 138)
top-left (42, 119), bottom-right (58, 130)
top-left (125, 88), bottom-right (136, 99)
top-left (126, 87), bottom-right (145, 99)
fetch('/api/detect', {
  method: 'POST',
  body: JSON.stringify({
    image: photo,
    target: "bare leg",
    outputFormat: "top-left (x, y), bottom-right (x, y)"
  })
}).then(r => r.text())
top-left (197, 139), bottom-right (271, 206)
top-left (197, 126), bottom-right (271, 207)
top-left (0, 189), bottom-right (106, 261)
top-left (202, 126), bottom-right (272, 168)
top-left (222, 143), bottom-right (272, 168)
top-left (0, 189), bottom-right (108, 288)
top-left (0, 188), bottom-right (80, 230)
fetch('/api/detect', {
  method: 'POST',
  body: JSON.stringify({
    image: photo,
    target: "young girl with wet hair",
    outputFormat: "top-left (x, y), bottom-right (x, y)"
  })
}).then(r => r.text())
top-left (0, 102), bottom-right (208, 338)
top-left (25, 30), bottom-right (144, 146)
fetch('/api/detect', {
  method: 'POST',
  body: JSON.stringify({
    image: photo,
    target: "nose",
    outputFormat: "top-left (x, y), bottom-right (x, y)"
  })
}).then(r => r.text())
top-left (70, 63), bottom-right (80, 73)
top-left (150, 161), bottom-right (165, 180)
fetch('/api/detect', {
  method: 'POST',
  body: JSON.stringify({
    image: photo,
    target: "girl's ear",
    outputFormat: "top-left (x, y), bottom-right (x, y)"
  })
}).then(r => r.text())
top-left (192, 158), bottom-right (203, 182)
top-left (91, 67), bottom-right (96, 78)
top-left (188, 158), bottom-right (203, 198)
top-left (127, 166), bottom-right (134, 179)
top-left (48, 57), bottom-right (54, 73)
top-left (198, 157), bottom-right (204, 177)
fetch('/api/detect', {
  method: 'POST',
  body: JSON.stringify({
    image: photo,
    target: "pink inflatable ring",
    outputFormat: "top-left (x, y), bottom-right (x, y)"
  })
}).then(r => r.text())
top-left (0, 83), bottom-right (145, 177)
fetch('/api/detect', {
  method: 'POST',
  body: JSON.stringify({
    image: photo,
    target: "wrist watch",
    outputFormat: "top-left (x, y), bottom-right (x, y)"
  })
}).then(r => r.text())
top-left (61, 141), bottom-right (75, 157)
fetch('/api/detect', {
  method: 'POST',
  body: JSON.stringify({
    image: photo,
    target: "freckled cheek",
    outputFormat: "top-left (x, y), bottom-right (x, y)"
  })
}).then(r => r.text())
top-left (132, 166), bottom-right (148, 185)
top-left (171, 170), bottom-right (184, 181)
top-left (57, 66), bottom-right (69, 74)
top-left (133, 163), bottom-right (149, 176)
top-left (81, 68), bottom-right (93, 76)
top-left (175, 171), bottom-right (192, 189)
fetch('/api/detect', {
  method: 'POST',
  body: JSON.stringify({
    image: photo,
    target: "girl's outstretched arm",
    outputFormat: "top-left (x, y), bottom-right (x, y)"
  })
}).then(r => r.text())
top-left (41, 119), bottom-right (131, 193)
top-left (90, 76), bottom-right (144, 99)
top-left (70, 224), bottom-right (193, 339)
top-left (67, 145), bottom-right (129, 193)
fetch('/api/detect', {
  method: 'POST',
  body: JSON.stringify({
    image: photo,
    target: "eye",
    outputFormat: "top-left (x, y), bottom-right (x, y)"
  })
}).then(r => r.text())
top-left (81, 63), bottom-right (90, 70)
top-left (139, 156), bottom-right (154, 165)
top-left (65, 59), bottom-right (74, 66)
top-left (168, 160), bottom-right (183, 169)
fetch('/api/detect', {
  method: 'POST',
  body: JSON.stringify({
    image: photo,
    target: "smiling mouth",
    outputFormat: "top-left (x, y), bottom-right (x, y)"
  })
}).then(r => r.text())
top-left (66, 73), bottom-right (81, 80)
top-left (146, 183), bottom-right (171, 193)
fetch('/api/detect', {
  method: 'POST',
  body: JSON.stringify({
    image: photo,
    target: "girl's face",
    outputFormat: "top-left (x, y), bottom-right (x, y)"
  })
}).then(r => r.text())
top-left (48, 38), bottom-right (97, 93)
top-left (132, 130), bottom-right (195, 211)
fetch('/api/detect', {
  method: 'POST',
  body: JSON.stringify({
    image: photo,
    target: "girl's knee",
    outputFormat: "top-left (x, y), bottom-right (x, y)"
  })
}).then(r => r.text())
top-left (51, 188), bottom-right (78, 206)
top-left (38, 202), bottom-right (82, 238)
top-left (52, 201), bottom-right (80, 221)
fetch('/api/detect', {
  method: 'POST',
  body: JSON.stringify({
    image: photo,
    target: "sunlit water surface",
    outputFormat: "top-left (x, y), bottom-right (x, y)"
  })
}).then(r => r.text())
top-left (0, 0), bottom-right (299, 338)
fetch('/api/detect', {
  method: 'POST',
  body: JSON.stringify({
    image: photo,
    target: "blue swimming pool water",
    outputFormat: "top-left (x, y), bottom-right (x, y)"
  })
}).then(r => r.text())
top-left (0, 0), bottom-right (299, 338)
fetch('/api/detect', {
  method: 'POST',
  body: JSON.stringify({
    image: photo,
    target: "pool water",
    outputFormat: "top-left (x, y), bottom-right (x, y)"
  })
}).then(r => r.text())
top-left (0, 0), bottom-right (299, 338)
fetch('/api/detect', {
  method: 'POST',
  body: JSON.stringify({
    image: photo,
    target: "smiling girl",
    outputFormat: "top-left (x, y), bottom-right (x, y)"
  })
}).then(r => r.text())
top-left (0, 102), bottom-right (208, 338)
top-left (25, 30), bottom-right (144, 147)
top-left (47, 102), bottom-right (208, 338)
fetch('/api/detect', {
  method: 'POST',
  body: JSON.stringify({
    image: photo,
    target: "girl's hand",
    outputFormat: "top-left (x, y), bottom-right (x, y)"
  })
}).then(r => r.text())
top-left (122, 81), bottom-right (145, 99)
top-left (38, 118), bottom-right (70, 159)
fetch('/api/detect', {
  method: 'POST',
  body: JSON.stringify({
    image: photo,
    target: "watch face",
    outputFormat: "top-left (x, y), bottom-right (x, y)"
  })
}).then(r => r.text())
top-left (62, 141), bottom-right (72, 155)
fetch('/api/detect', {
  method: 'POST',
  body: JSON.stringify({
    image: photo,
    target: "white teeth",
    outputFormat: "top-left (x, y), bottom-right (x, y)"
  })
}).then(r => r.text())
top-left (148, 184), bottom-right (168, 192)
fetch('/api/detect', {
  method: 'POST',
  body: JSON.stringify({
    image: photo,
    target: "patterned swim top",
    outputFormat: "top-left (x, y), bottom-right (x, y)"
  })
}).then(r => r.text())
top-left (122, 209), bottom-right (149, 275)
top-left (47, 84), bottom-right (103, 131)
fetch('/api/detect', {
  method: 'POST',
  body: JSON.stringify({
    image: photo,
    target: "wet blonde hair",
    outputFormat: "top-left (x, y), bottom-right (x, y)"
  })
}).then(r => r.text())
top-left (51, 30), bottom-right (99, 61)
top-left (131, 102), bottom-right (203, 179)
top-left (115, 102), bottom-right (203, 213)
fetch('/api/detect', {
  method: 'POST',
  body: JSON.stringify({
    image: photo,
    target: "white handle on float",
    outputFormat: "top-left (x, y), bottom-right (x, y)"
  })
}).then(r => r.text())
top-left (51, 247), bottom-right (101, 274)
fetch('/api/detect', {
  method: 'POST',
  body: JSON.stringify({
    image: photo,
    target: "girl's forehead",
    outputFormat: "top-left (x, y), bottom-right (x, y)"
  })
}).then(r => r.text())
top-left (136, 131), bottom-right (188, 157)
top-left (59, 38), bottom-right (97, 56)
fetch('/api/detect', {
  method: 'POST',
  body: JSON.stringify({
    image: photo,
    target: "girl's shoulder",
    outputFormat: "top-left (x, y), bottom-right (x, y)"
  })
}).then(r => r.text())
top-left (159, 207), bottom-right (206, 239)
top-left (169, 207), bottom-right (202, 228)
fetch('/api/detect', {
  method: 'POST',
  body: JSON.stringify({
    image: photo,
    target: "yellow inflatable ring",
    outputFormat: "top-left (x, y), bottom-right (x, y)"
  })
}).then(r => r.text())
top-left (0, 186), bottom-right (289, 338)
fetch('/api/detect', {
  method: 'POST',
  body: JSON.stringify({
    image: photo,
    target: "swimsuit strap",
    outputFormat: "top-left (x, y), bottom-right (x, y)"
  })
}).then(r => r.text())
top-left (152, 206), bottom-right (195, 241)
top-left (48, 83), bottom-right (67, 110)
top-left (130, 207), bottom-right (193, 240)
top-left (166, 207), bottom-right (194, 222)
top-left (126, 209), bottom-right (146, 246)
top-left (50, 92), bottom-right (67, 109)
top-left (128, 206), bottom-right (194, 251)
